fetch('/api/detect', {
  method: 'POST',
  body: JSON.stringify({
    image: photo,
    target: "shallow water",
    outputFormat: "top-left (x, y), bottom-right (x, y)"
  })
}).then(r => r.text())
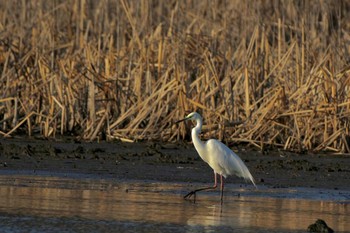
top-left (0, 174), bottom-right (349, 233)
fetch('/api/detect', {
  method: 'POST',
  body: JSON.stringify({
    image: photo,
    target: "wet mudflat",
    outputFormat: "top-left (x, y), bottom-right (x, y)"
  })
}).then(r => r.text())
top-left (0, 175), bottom-right (349, 233)
top-left (0, 138), bottom-right (350, 232)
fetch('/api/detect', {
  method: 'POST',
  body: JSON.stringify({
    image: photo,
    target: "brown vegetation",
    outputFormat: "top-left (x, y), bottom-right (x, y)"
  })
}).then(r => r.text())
top-left (0, 0), bottom-right (350, 152)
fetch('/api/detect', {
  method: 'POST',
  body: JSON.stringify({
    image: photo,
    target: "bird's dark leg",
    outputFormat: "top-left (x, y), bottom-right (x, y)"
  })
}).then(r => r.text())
top-left (184, 172), bottom-right (218, 203)
top-left (220, 175), bottom-right (224, 205)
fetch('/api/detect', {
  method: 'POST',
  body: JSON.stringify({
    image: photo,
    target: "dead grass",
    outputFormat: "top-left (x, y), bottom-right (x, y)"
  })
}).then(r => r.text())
top-left (1, 0), bottom-right (350, 153)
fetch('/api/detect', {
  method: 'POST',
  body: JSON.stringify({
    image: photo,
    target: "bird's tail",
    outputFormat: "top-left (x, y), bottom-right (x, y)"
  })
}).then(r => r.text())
top-left (238, 160), bottom-right (258, 189)
top-left (246, 171), bottom-right (257, 189)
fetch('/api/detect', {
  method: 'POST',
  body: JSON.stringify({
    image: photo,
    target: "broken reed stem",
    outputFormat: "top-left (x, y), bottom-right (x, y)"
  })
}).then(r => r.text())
top-left (4, 112), bottom-right (35, 137)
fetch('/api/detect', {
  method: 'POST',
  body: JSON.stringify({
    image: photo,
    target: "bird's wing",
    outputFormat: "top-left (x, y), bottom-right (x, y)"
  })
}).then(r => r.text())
top-left (206, 139), bottom-right (256, 187)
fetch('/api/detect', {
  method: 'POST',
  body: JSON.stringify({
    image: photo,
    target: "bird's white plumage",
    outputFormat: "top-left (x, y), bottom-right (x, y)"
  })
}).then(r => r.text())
top-left (205, 139), bottom-right (255, 182)
top-left (183, 112), bottom-right (256, 187)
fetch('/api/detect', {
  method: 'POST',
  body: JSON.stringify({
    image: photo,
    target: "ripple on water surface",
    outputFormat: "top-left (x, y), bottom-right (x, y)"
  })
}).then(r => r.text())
top-left (0, 175), bottom-right (349, 233)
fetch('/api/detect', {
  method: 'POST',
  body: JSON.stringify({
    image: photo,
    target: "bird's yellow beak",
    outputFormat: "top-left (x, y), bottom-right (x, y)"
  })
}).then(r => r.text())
top-left (175, 117), bottom-right (187, 124)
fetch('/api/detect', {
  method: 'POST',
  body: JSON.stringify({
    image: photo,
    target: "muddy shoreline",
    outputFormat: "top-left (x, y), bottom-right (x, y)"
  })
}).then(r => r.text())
top-left (0, 137), bottom-right (349, 191)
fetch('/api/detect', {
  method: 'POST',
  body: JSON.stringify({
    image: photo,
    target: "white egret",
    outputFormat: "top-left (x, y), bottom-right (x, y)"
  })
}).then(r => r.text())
top-left (176, 112), bottom-right (257, 204)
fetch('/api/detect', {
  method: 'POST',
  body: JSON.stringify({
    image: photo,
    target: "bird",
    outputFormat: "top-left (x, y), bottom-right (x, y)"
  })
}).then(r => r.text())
top-left (176, 112), bottom-right (256, 204)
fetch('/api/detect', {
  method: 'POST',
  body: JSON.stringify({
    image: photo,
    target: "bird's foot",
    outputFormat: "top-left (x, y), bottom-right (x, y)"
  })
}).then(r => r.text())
top-left (184, 191), bottom-right (196, 203)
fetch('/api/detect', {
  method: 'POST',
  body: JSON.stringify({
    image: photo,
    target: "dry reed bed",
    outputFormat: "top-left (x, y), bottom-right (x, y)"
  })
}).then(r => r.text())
top-left (0, 0), bottom-right (350, 153)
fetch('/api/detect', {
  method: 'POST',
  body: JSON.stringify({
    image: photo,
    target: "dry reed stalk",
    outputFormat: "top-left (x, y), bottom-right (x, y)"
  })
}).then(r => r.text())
top-left (4, 112), bottom-right (35, 137)
top-left (120, 0), bottom-right (141, 49)
top-left (51, 95), bottom-right (65, 135)
top-left (0, 1), bottom-right (350, 152)
top-left (244, 67), bottom-right (250, 118)
top-left (89, 110), bottom-right (107, 141)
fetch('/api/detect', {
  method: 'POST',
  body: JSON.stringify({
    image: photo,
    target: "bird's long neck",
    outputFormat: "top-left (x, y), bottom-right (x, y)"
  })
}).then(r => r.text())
top-left (191, 118), bottom-right (208, 162)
